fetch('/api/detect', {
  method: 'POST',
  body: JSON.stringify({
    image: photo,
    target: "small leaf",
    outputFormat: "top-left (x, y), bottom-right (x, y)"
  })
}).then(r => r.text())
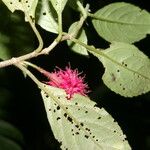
top-left (92, 2), bottom-right (150, 43)
top-left (90, 42), bottom-right (150, 97)
top-left (41, 84), bottom-right (131, 150)
top-left (67, 22), bottom-right (88, 56)
top-left (1, 0), bottom-right (38, 21)
top-left (50, 0), bottom-right (68, 14)
top-left (36, 0), bottom-right (58, 33)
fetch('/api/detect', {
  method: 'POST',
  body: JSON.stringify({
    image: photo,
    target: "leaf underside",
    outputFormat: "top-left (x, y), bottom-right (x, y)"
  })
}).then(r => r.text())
top-left (41, 84), bottom-right (131, 150)
top-left (1, 0), bottom-right (38, 21)
top-left (36, 0), bottom-right (58, 33)
top-left (67, 22), bottom-right (88, 56)
top-left (92, 2), bottom-right (150, 43)
top-left (90, 42), bottom-right (150, 97)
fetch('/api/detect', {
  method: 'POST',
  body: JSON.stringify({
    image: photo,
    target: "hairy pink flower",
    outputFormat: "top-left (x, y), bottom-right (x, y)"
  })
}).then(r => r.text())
top-left (41, 66), bottom-right (89, 100)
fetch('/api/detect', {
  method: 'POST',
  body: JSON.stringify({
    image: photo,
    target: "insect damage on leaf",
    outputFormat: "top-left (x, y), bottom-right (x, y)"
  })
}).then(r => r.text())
top-left (41, 85), bottom-right (131, 150)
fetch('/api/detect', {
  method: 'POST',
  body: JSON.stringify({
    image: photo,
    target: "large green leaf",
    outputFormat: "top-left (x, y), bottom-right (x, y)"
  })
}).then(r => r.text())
top-left (92, 2), bottom-right (150, 43)
top-left (90, 42), bottom-right (150, 97)
top-left (1, 0), bottom-right (38, 21)
top-left (36, 0), bottom-right (58, 33)
top-left (67, 22), bottom-right (88, 56)
top-left (50, 0), bottom-right (68, 14)
top-left (41, 84), bottom-right (131, 150)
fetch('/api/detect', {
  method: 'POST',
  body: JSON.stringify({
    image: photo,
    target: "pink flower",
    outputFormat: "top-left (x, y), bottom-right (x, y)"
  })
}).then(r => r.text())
top-left (41, 66), bottom-right (89, 100)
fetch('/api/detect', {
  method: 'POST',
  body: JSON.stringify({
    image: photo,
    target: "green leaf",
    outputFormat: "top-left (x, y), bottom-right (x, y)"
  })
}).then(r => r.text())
top-left (67, 22), bottom-right (88, 56)
top-left (0, 120), bottom-right (24, 145)
top-left (41, 84), bottom-right (131, 150)
top-left (1, 0), bottom-right (38, 21)
top-left (0, 33), bottom-right (10, 60)
top-left (36, 0), bottom-right (58, 33)
top-left (50, 0), bottom-right (68, 14)
top-left (67, 0), bottom-right (84, 11)
top-left (90, 42), bottom-right (150, 97)
top-left (0, 136), bottom-right (22, 150)
top-left (92, 2), bottom-right (150, 43)
top-left (0, 120), bottom-right (24, 150)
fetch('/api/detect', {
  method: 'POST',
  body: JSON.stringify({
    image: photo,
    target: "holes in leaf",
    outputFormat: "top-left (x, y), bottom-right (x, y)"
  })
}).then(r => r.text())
top-left (123, 87), bottom-right (126, 90)
top-left (75, 125), bottom-right (79, 128)
top-left (114, 130), bottom-right (116, 133)
top-left (97, 116), bottom-right (101, 120)
top-left (10, 2), bottom-right (13, 4)
top-left (43, 12), bottom-right (46, 15)
top-left (25, 0), bottom-right (28, 3)
top-left (67, 116), bottom-right (73, 124)
top-left (65, 107), bottom-right (68, 110)
top-left (53, 109), bottom-right (56, 113)
top-left (57, 106), bottom-right (60, 110)
top-left (80, 123), bottom-right (84, 127)
top-left (75, 132), bottom-right (79, 135)
top-left (117, 69), bottom-right (120, 72)
top-left (49, 109), bottom-right (51, 111)
top-left (84, 135), bottom-right (89, 139)
top-left (85, 128), bottom-right (90, 132)
top-left (85, 111), bottom-right (88, 114)
top-left (92, 136), bottom-right (95, 138)
top-left (64, 113), bottom-right (67, 118)
top-left (75, 102), bottom-right (78, 105)
top-left (57, 117), bottom-right (61, 120)
top-left (96, 139), bottom-right (99, 141)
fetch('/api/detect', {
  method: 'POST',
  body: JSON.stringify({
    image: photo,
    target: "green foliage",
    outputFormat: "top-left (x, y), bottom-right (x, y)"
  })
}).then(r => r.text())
top-left (0, 120), bottom-right (23, 150)
top-left (41, 84), bottom-right (131, 150)
top-left (36, 0), bottom-right (58, 33)
top-left (67, 0), bottom-right (84, 11)
top-left (50, 0), bottom-right (68, 14)
top-left (67, 22), bottom-right (88, 56)
top-left (1, 0), bottom-right (38, 21)
top-left (1, 1), bottom-right (150, 149)
top-left (92, 2), bottom-right (150, 43)
top-left (0, 33), bottom-right (10, 60)
top-left (90, 42), bottom-right (150, 97)
top-left (0, 4), bottom-right (35, 60)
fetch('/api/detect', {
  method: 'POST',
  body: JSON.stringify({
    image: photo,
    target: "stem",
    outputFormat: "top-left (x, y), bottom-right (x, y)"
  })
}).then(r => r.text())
top-left (70, 38), bottom-right (104, 53)
top-left (56, 13), bottom-right (63, 42)
top-left (21, 0), bottom-right (43, 53)
top-left (23, 61), bottom-right (50, 75)
top-left (68, 3), bottom-right (89, 39)
top-left (15, 63), bottom-right (42, 88)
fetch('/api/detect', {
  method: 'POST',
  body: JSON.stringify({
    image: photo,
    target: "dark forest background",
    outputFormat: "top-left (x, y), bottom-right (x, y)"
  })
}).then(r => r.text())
top-left (0, 0), bottom-right (150, 150)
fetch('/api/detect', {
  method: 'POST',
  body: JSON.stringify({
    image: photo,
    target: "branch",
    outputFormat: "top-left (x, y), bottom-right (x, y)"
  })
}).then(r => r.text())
top-left (0, 3), bottom-right (89, 69)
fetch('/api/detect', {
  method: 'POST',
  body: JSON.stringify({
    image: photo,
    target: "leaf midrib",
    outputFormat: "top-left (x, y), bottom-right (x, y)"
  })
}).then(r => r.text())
top-left (90, 13), bottom-right (150, 26)
top-left (89, 48), bottom-right (150, 81)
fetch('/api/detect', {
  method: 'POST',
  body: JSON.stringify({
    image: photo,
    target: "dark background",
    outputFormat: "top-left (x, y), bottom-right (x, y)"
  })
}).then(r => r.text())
top-left (0, 0), bottom-right (150, 150)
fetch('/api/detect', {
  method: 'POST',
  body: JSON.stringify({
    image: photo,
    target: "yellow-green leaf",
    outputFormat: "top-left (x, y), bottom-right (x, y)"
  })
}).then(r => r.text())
top-left (41, 84), bottom-right (131, 150)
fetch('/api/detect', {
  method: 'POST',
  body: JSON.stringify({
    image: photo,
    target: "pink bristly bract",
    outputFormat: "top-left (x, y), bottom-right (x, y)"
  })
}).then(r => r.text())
top-left (42, 66), bottom-right (89, 100)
